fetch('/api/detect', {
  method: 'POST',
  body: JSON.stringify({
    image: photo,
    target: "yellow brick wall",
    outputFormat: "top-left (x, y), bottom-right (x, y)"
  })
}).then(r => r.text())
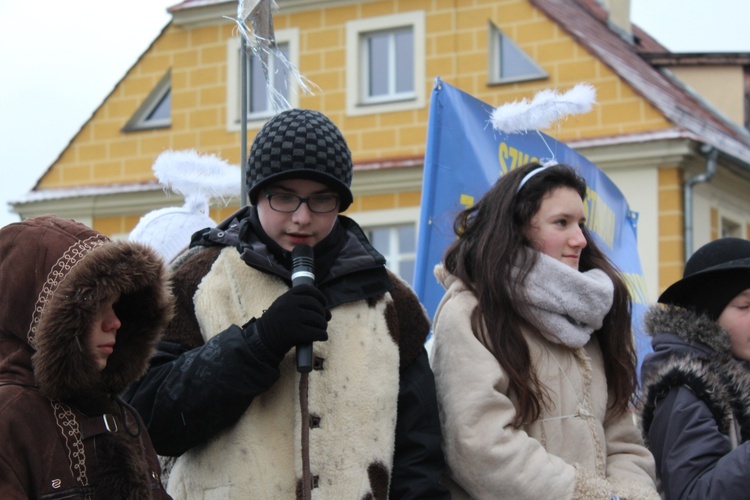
top-left (38, 22), bottom-right (243, 192)
top-left (657, 167), bottom-right (684, 293)
top-left (39, 0), bottom-right (673, 237)
top-left (93, 215), bottom-right (135, 236)
top-left (710, 207), bottom-right (719, 240)
top-left (444, 0), bottom-right (672, 142)
top-left (347, 190), bottom-right (422, 213)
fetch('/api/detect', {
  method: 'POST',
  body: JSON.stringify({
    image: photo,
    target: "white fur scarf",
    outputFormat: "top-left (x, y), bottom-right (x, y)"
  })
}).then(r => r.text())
top-left (517, 252), bottom-right (614, 348)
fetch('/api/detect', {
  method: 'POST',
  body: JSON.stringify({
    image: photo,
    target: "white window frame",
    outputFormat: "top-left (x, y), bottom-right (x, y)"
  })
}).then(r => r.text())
top-left (721, 215), bottom-right (744, 238)
top-left (368, 224), bottom-right (418, 284)
top-left (349, 207), bottom-right (420, 283)
top-left (226, 28), bottom-right (300, 132)
top-left (123, 70), bottom-right (171, 131)
top-left (346, 11), bottom-right (425, 117)
top-left (359, 26), bottom-right (414, 105)
top-left (487, 22), bottom-right (547, 85)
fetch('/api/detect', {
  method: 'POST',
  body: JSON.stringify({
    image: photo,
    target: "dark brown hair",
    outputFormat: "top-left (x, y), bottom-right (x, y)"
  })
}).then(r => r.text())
top-left (443, 162), bottom-right (637, 426)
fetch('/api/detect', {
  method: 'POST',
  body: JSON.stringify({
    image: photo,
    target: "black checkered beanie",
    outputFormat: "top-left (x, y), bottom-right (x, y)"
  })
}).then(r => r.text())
top-left (247, 109), bottom-right (353, 211)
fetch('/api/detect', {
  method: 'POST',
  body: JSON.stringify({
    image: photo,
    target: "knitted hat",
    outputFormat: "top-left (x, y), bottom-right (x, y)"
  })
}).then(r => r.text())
top-left (247, 108), bottom-right (353, 211)
top-left (129, 197), bottom-right (216, 263)
top-left (659, 237), bottom-right (750, 320)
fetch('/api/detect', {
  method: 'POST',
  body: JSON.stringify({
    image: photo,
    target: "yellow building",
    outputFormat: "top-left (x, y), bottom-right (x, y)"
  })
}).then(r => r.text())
top-left (11, 0), bottom-right (750, 301)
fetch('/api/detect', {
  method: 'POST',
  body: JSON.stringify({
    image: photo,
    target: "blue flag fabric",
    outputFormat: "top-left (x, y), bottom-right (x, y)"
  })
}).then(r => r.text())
top-left (414, 78), bottom-right (652, 370)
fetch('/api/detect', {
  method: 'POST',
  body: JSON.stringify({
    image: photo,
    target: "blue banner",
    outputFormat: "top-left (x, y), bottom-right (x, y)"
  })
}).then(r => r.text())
top-left (414, 79), bottom-right (651, 369)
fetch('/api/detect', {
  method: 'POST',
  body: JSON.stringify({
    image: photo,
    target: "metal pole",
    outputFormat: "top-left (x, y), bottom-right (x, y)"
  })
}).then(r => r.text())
top-left (240, 37), bottom-right (249, 207)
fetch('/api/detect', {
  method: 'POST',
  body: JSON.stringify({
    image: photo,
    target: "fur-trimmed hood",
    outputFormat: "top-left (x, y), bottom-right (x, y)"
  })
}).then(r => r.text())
top-left (644, 305), bottom-right (731, 358)
top-left (640, 305), bottom-right (750, 442)
top-left (0, 215), bottom-right (173, 401)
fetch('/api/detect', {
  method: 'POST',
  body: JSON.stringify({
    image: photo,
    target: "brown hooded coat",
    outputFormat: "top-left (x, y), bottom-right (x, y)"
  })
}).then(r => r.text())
top-left (0, 215), bottom-right (173, 498)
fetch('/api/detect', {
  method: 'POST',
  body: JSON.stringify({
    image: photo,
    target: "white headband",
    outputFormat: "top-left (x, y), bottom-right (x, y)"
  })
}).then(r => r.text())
top-left (516, 160), bottom-right (558, 193)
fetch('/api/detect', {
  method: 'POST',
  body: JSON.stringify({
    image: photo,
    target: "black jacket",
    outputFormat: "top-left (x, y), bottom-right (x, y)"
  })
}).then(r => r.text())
top-left (639, 306), bottom-right (750, 499)
top-left (125, 207), bottom-right (449, 499)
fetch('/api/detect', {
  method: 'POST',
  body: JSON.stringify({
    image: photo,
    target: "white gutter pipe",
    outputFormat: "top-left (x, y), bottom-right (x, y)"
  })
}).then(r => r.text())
top-left (684, 145), bottom-right (718, 259)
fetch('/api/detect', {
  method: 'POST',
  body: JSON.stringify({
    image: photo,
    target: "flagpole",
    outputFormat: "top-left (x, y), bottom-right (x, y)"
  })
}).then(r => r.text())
top-left (240, 37), bottom-right (248, 207)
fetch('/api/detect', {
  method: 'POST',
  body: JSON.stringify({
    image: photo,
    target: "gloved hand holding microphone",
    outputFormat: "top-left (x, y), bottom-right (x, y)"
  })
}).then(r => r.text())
top-left (251, 245), bottom-right (329, 369)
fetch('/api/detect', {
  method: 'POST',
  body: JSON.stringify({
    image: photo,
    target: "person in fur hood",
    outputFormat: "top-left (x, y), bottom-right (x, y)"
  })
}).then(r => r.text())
top-left (0, 215), bottom-right (174, 498)
top-left (639, 237), bottom-right (750, 499)
top-left (124, 108), bottom-right (449, 499)
top-left (431, 162), bottom-right (658, 499)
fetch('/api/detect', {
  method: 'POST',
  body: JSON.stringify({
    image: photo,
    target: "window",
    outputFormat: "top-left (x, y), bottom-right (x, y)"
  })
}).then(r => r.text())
top-left (368, 224), bottom-right (417, 286)
top-left (362, 27), bottom-right (414, 103)
top-left (123, 70), bottom-right (171, 131)
top-left (721, 217), bottom-right (742, 238)
top-left (146, 90), bottom-right (171, 122)
top-left (346, 11), bottom-right (425, 116)
top-left (226, 29), bottom-right (299, 130)
top-left (247, 42), bottom-right (290, 118)
top-left (350, 207), bottom-right (421, 285)
top-left (488, 23), bottom-right (547, 84)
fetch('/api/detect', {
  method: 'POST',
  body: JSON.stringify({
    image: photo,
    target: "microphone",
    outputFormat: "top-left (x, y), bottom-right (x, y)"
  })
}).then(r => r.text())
top-left (291, 244), bottom-right (315, 373)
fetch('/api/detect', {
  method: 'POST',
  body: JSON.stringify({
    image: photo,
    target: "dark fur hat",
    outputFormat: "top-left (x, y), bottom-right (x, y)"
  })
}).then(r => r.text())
top-left (659, 237), bottom-right (750, 320)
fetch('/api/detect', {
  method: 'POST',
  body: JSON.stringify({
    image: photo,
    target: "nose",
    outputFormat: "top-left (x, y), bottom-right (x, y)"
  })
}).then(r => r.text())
top-left (103, 305), bottom-right (122, 333)
top-left (291, 201), bottom-right (312, 225)
top-left (570, 226), bottom-right (588, 249)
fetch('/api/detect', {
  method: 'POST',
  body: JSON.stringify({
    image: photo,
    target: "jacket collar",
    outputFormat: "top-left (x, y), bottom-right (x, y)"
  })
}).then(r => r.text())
top-left (645, 305), bottom-right (731, 355)
top-left (195, 207), bottom-right (393, 308)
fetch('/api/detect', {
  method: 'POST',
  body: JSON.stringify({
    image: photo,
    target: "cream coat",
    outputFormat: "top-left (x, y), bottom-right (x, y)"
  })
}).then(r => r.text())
top-left (430, 266), bottom-right (658, 499)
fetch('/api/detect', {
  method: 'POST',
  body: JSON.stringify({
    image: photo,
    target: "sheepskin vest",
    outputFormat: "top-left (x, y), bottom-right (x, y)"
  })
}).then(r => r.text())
top-left (165, 247), bottom-right (402, 499)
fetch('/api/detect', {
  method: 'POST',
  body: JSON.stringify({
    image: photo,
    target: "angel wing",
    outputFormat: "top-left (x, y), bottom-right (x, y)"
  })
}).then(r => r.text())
top-left (490, 83), bottom-right (596, 134)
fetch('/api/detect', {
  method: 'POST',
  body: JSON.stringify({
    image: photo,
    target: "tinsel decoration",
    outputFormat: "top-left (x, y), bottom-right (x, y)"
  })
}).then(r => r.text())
top-left (231, 0), bottom-right (318, 111)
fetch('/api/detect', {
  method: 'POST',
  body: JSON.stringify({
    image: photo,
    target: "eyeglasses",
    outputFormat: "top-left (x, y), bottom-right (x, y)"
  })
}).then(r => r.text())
top-left (263, 188), bottom-right (340, 213)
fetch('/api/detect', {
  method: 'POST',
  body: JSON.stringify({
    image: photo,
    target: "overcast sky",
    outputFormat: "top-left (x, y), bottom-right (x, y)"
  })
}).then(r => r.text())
top-left (1, 0), bottom-right (749, 229)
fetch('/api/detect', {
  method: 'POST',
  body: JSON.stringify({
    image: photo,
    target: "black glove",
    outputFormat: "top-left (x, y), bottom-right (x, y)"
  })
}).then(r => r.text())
top-left (254, 284), bottom-right (330, 360)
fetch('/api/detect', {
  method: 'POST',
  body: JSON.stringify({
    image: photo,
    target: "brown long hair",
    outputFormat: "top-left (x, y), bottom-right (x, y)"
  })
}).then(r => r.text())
top-left (442, 162), bottom-right (637, 426)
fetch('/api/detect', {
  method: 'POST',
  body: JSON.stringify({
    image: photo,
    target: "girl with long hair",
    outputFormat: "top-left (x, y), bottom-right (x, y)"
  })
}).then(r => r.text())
top-left (430, 162), bottom-right (658, 499)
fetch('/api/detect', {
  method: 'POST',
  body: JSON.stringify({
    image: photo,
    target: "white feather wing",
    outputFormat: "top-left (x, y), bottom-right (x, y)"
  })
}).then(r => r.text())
top-left (490, 83), bottom-right (597, 133)
top-left (152, 149), bottom-right (241, 200)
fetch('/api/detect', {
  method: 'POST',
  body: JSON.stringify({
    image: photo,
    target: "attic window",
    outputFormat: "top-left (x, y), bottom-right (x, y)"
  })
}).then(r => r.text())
top-left (123, 70), bottom-right (171, 132)
top-left (146, 90), bottom-right (171, 122)
top-left (488, 23), bottom-right (547, 84)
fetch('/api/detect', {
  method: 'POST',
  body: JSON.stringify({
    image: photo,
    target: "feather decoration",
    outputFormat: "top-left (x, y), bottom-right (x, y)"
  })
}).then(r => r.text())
top-left (152, 149), bottom-right (241, 206)
top-left (230, 0), bottom-right (318, 111)
top-left (490, 83), bottom-right (597, 134)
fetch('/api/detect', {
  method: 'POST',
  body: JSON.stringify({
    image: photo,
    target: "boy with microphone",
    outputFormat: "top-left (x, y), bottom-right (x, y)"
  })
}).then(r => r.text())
top-left (126, 108), bottom-right (448, 499)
